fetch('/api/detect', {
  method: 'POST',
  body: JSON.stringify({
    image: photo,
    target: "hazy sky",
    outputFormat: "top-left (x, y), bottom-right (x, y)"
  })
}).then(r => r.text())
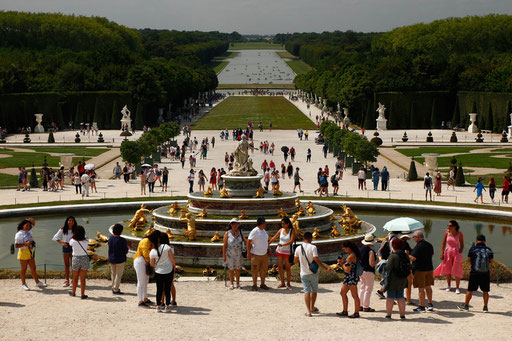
top-left (1, 0), bottom-right (511, 34)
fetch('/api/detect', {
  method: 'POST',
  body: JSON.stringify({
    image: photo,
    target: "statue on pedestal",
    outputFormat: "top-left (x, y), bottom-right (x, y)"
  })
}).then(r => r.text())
top-left (34, 114), bottom-right (44, 133)
top-left (229, 136), bottom-right (257, 176)
top-left (120, 105), bottom-right (132, 131)
top-left (376, 102), bottom-right (388, 131)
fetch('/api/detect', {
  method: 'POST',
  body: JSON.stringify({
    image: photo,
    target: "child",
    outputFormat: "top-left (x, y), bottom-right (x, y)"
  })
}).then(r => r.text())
top-left (473, 177), bottom-right (485, 204)
top-left (458, 235), bottom-right (493, 312)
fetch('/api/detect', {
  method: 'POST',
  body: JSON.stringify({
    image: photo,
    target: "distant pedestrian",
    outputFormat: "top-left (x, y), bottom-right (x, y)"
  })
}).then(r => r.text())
top-left (424, 172), bottom-right (432, 201)
top-left (381, 166), bottom-right (389, 191)
top-left (447, 167), bottom-right (456, 190)
top-left (473, 177), bottom-right (485, 204)
top-left (357, 166), bottom-right (365, 191)
top-left (322, 144), bottom-right (328, 158)
top-left (457, 234), bottom-right (493, 312)
top-left (187, 169), bottom-right (195, 193)
top-left (306, 148), bottom-right (312, 162)
top-left (113, 162), bottom-right (121, 180)
top-left (488, 177), bottom-right (496, 203)
top-left (162, 167), bottom-right (168, 192)
top-left (293, 167), bottom-right (303, 193)
top-left (434, 172), bottom-right (442, 196)
top-left (108, 223), bottom-right (128, 295)
top-left (502, 176), bottom-right (509, 203)
top-left (372, 168), bottom-right (380, 190)
top-left (81, 171), bottom-right (90, 197)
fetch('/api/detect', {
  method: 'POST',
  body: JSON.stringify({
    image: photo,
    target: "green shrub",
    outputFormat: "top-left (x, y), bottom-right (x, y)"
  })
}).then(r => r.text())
top-left (289, 263), bottom-right (341, 283)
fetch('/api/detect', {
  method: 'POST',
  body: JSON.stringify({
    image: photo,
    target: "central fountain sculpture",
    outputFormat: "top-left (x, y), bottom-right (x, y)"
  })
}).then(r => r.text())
top-left (119, 138), bottom-right (375, 267)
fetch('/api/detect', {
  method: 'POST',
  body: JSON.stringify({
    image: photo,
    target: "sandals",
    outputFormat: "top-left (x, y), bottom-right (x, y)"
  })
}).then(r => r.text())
top-left (228, 285), bottom-right (234, 290)
top-left (277, 283), bottom-right (286, 289)
top-left (336, 311), bottom-right (348, 317)
top-left (348, 313), bottom-right (360, 319)
top-left (304, 312), bottom-right (312, 317)
top-left (363, 307), bottom-right (376, 312)
top-left (286, 284), bottom-right (292, 290)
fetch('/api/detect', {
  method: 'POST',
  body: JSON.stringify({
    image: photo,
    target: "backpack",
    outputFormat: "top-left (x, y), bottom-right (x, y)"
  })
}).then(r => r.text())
top-left (473, 247), bottom-right (490, 273)
top-left (395, 251), bottom-right (411, 278)
top-left (355, 259), bottom-right (364, 277)
top-left (330, 174), bottom-right (336, 183)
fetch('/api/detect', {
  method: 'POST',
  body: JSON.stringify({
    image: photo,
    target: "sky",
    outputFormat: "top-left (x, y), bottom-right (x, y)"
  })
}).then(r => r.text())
top-left (1, 0), bottom-right (511, 34)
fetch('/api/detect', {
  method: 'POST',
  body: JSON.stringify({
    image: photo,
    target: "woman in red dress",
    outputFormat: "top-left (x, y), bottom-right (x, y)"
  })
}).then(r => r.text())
top-left (210, 167), bottom-right (218, 190)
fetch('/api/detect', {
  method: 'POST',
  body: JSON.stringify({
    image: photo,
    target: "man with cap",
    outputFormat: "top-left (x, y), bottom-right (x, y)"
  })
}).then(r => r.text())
top-left (247, 217), bottom-right (270, 291)
top-left (458, 234), bottom-right (493, 312)
top-left (400, 233), bottom-right (414, 305)
top-left (409, 230), bottom-right (435, 312)
top-left (359, 233), bottom-right (377, 311)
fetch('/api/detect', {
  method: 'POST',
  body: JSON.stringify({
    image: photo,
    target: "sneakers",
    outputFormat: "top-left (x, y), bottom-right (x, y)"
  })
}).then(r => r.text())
top-left (413, 306), bottom-right (426, 313)
top-left (165, 305), bottom-right (172, 313)
top-left (455, 288), bottom-right (461, 294)
top-left (156, 305), bottom-right (163, 313)
top-left (457, 304), bottom-right (469, 311)
top-left (36, 282), bottom-right (47, 288)
top-left (445, 286), bottom-right (452, 292)
top-left (483, 306), bottom-right (488, 313)
top-left (22, 284), bottom-right (29, 291)
top-left (63, 281), bottom-right (70, 287)
top-left (426, 303), bottom-right (434, 311)
top-left (376, 290), bottom-right (385, 299)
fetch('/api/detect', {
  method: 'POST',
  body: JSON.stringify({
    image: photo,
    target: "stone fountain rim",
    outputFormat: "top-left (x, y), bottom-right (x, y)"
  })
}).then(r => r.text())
top-left (221, 174), bottom-right (264, 180)
top-left (187, 191), bottom-right (299, 202)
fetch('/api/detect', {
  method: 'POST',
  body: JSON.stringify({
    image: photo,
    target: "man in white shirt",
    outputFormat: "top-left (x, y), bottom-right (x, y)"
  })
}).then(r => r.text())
top-left (247, 217), bottom-right (269, 291)
top-left (81, 172), bottom-right (90, 197)
top-left (294, 232), bottom-right (331, 316)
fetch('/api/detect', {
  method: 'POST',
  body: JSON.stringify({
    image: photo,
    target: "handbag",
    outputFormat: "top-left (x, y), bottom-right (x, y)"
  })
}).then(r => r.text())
top-left (301, 244), bottom-right (319, 274)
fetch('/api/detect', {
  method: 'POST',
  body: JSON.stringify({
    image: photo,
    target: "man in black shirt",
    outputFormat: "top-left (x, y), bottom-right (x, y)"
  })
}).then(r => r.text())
top-left (410, 230), bottom-right (435, 312)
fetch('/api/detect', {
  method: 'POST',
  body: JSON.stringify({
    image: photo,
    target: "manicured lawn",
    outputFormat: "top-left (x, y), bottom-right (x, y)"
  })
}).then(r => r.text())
top-left (217, 83), bottom-right (295, 89)
top-left (208, 60), bottom-right (229, 74)
top-left (286, 60), bottom-right (313, 75)
top-left (219, 51), bottom-right (239, 58)
top-left (0, 148), bottom-right (91, 169)
top-left (229, 42), bottom-right (284, 50)
top-left (16, 146), bottom-right (110, 157)
top-left (276, 51), bottom-right (297, 59)
top-left (0, 173), bottom-right (21, 188)
top-left (396, 146), bottom-right (484, 157)
top-left (191, 96), bottom-right (316, 130)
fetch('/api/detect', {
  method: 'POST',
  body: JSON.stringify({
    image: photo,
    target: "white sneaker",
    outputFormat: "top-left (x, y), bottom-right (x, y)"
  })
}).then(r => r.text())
top-left (455, 288), bottom-right (461, 294)
top-left (156, 305), bottom-right (162, 313)
top-left (165, 305), bottom-right (172, 313)
top-left (36, 282), bottom-right (47, 288)
top-left (22, 284), bottom-right (29, 291)
top-left (445, 286), bottom-right (451, 292)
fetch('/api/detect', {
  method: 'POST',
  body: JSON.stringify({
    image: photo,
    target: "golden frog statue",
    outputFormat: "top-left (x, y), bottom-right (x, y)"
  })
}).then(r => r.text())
top-left (203, 266), bottom-right (216, 276)
top-left (296, 206), bottom-right (306, 217)
top-left (186, 200), bottom-right (190, 210)
top-left (312, 227), bottom-right (320, 240)
top-left (210, 231), bottom-right (221, 242)
top-left (291, 214), bottom-right (303, 238)
top-left (179, 212), bottom-right (197, 241)
top-left (295, 199), bottom-right (301, 208)
top-left (278, 208), bottom-right (288, 218)
top-left (197, 208), bottom-right (208, 218)
top-left (166, 229), bottom-right (174, 241)
top-left (238, 209), bottom-right (249, 219)
top-left (168, 201), bottom-right (181, 216)
top-left (273, 184), bottom-right (282, 197)
top-left (204, 186), bottom-right (213, 197)
top-left (179, 208), bottom-right (188, 219)
top-left (329, 214), bottom-right (336, 221)
top-left (144, 225), bottom-right (154, 237)
top-left (306, 201), bottom-right (316, 216)
top-left (128, 204), bottom-right (153, 228)
top-left (339, 205), bottom-right (362, 232)
top-left (329, 223), bottom-right (341, 238)
top-left (254, 187), bottom-right (264, 198)
top-left (220, 185), bottom-right (230, 198)
top-left (96, 231), bottom-right (108, 243)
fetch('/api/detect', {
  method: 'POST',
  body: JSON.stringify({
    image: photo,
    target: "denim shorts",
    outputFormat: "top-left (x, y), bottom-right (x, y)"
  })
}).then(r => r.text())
top-left (386, 289), bottom-right (404, 299)
top-left (62, 245), bottom-right (73, 254)
top-left (301, 273), bottom-right (319, 293)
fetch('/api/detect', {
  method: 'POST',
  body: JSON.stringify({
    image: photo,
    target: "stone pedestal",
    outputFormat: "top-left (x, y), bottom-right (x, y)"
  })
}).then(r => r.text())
top-left (422, 153), bottom-right (440, 174)
top-left (221, 174), bottom-right (263, 197)
top-left (376, 117), bottom-right (387, 130)
top-left (508, 114), bottom-right (512, 138)
top-left (59, 153), bottom-right (75, 184)
top-left (34, 114), bottom-right (44, 133)
top-left (468, 113), bottom-right (479, 133)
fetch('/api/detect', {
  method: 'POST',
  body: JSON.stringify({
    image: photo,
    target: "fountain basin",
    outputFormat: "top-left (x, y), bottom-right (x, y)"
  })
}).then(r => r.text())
top-left (221, 174), bottom-right (264, 197)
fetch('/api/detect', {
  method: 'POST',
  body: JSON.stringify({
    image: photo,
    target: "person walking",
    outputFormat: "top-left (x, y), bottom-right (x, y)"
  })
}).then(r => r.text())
top-left (306, 148), bottom-right (312, 162)
top-left (140, 167), bottom-right (147, 195)
top-left (113, 162), bottom-right (121, 180)
top-left (434, 220), bottom-right (464, 294)
top-left (357, 166), bottom-right (365, 191)
top-left (150, 232), bottom-right (176, 313)
top-left (223, 218), bottom-right (244, 290)
top-left (210, 167), bottom-right (218, 190)
top-left (247, 217), bottom-right (270, 291)
top-left (52, 216), bottom-right (78, 287)
top-left (187, 169), bottom-right (195, 193)
top-left (81, 171), bottom-right (90, 197)
top-left (15, 219), bottom-right (46, 291)
top-left (108, 223), bottom-right (128, 295)
top-left (424, 172), bottom-right (433, 201)
top-left (447, 166), bottom-right (456, 190)
top-left (73, 172), bottom-right (81, 194)
top-left (458, 235), bottom-right (493, 312)
top-left (286, 162), bottom-right (293, 179)
top-left (381, 166), bottom-right (389, 191)
top-left (197, 170), bottom-right (208, 192)
top-left (501, 176), bottom-right (509, 203)
top-left (123, 163), bottom-right (130, 183)
top-left (433, 172), bottom-right (442, 196)
top-left (372, 167), bottom-right (380, 191)
top-left (294, 231), bottom-right (331, 317)
top-left (473, 177), bottom-right (485, 203)
top-left (359, 234), bottom-right (377, 312)
top-left (384, 238), bottom-right (409, 319)
top-left (68, 225), bottom-right (90, 299)
top-left (322, 144), bottom-right (328, 158)
top-left (488, 177), bottom-right (496, 203)
top-left (293, 167), bottom-right (303, 193)
top-left (133, 230), bottom-right (160, 307)
top-left (337, 241), bottom-right (361, 318)
top-left (269, 217), bottom-right (295, 290)
top-left (331, 171), bottom-right (340, 196)
top-left (162, 167), bottom-right (168, 192)
top-left (410, 230), bottom-right (435, 312)
top-left (146, 167), bottom-right (155, 193)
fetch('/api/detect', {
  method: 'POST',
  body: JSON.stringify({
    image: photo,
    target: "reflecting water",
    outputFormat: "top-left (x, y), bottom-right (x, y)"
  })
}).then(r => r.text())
top-left (0, 210), bottom-right (510, 271)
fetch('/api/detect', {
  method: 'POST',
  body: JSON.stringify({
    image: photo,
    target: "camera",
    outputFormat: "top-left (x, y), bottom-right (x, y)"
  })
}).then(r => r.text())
top-left (31, 241), bottom-right (36, 248)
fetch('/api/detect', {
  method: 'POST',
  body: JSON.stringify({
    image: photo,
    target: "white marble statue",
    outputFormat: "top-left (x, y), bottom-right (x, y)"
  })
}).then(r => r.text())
top-left (120, 105), bottom-right (132, 130)
top-left (376, 102), bottom-right (388, 130)
top-left (34, 113), bottom-right (44, 133)
top-left (377, 102), bottom-right (386, 119)
top-left (229, 136), bottom-right (258, 176)
top-left (121, 105), bottom-right (131, 120)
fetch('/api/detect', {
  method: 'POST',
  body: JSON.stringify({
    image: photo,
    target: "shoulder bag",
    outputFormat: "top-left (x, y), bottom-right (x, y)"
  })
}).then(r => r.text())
top-left (301, 244), bottom-right (319, 274)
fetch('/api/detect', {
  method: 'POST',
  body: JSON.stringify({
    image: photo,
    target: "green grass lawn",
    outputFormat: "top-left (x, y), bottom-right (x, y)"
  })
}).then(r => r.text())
top-left (0, 173), bottom-right (21, 188)
top-left (412, 153), bottom-right (511, 170)
top-left (229, 42), bottom-right (284, 50)
top-left (15, 146), bottom-right (110, 157)
top-left (397, 146), bottom-right (485, 157)
top-left (276, 51), bottom-right (297, 59)
top-left (208, 60), bottom-right (229, 74)
top-left (0, 148), bottom-right (93, 169)
top-left (286, 60), bottom-right (313, 75)
top-left (220, 51), bottom-right (239, 58)
top-left (191, 96), bottom-right (316, 130)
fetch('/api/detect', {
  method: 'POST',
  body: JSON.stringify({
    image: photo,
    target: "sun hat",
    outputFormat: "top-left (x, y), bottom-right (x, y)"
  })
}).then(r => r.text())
top-left (229, 218), bottom-right (239, 224)
top-left (361, 233), bottom-right (376, 245)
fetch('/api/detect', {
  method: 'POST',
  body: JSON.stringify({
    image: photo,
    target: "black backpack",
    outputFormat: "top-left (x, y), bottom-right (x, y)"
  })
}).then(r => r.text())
top-left (395, 251), bottom-right (411, 278)
top-left (473, 247), bottom-right (491, 273)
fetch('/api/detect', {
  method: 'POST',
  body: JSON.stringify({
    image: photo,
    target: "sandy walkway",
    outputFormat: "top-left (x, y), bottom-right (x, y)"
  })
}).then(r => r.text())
top-left (1, 278), bottom-right (511, 340)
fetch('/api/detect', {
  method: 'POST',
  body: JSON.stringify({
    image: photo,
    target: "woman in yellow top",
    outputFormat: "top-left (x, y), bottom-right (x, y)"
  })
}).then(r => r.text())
top-left (133, 230), bottom-right (161, 307)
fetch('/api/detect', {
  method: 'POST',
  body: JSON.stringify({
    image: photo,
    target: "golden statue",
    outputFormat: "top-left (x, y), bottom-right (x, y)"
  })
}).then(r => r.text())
top-left (166, 229), bottom-right (174, 240)
top-left (144, 225), bottom-right (154, 237)
top-left (186, 200), bottom-right (190, 210)
top-left (278, 208), bottom-right (288, 218)
top-left (175, 265), bottom-right (184, 274)
top-left (179, 208), bottom-right (188, 219)
top-left (210, 231), bottom-right (221, 242)
top-left (291, 214), bottom-right (303, 238)
top-left (220, 185), bottom-right (230, 198)
top-left (273, 184), bottom-right (282, 197)
top-left (329, 214), bottom-right (336, 221)
top-left (296, 206), bottom-right (306, 217)
top-left (295, 199), bottom-right (301, 208)
top-left (306, 201), bottom-right (316, 216)
top-left (179, 212), bottom-right (197, 241)
top-left (197, 208), bottom-right (208, 218)
top-left (339, 205), bottom-right (362, 232)
top-left (128, 204), bottom-right (153, 228)
top-left (312, 227), bottom-right (320, 239)
top-left (254, 187), bottom-right (264, 198)
top-left (96, 231), bottom-right (108, 243)
top-left (330, 223), bottom-right (341, 238)
top-left (203, 266), bottom-right (216, 276)
top-left (204, 186), bottom-right (213, 197)
top-left (168, 201), bottom-right (181, 216)
top-left (238, 210), bottom-right (249, 219)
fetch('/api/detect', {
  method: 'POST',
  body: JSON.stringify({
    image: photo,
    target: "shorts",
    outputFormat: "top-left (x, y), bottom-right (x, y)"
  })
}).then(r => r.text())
top-left (502, 190), bottom-right (509, 196)
top-left (251, 254), bottom-right (269, 273)
top-left (17, 248), bottom-right (33, 260)
top-left (301, 273), bottom-right (319, 293)
top-left (275, 251), bottom-right (290, 258)
top-left (72, 255), bottom-right (90, 271)
top-left (332, 181), bottom-right (339, 187)
top-left (413, 270), bottom-right (434, 288)
top-left (62, 245), bottom-right (73, 254)
top-left (294, 181), bottom-right (300, 186)
top-left (425, 186), bottom-right (432, 193)
top-left (468, 272), bottom-right (490, 292)
top-left (162, 177), bottom-right (168, 185)
top-left (386, 289), bottom-right (404, 299)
